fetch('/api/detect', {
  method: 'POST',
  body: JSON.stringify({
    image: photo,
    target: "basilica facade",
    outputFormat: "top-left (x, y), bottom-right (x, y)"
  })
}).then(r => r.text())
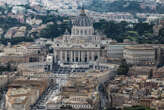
top-left (53, 8), bottom-right (108, 64)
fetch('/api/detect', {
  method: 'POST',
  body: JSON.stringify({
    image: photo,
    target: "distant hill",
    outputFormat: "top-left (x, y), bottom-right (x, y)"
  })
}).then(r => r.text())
top-left (2, 0), bottom-right (164, 14)
top-left (86, 0), bottom-right (164, 14)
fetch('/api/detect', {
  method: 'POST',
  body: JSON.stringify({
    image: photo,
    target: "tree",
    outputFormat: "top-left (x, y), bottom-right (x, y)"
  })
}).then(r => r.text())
top-left (0, 37), bottom-right (34, 45)
top-left (158, 28), bottom-right (164, 44)
top-left (125, 31), bottom-right (139, 42)
top-left (117, 59), bottom-right (129, 75)
top-left (148, 69), bottom-right (153, 79)
top-left (104, 107), bottom-right (121, 110)
top-left (0, 63), bottom-right (11, 72)
top-left (93, 19), bottom-right (157, 43)
top-left (39, 20), bottom-right (70, 39)
top-left (134, 23), bottom-right (153, 35)
top-left (124, 106), bottom-right (155, 110)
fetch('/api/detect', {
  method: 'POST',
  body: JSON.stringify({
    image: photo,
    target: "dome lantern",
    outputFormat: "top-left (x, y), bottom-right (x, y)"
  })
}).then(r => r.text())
top-left (80, 6), bottom-right (86, 16)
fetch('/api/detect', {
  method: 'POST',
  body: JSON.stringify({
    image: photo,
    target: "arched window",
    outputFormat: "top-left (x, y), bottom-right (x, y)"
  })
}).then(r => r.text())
top-left (94, 56), bottom-right (98, 61)
top-left (77, 29), bottom-right (79, 35)
top-left (73, 29), bottom-right (76, 35)
top-left (85, 30), bottom-right (87, 35)
top-left (81, 29), bottom-right (83, 35)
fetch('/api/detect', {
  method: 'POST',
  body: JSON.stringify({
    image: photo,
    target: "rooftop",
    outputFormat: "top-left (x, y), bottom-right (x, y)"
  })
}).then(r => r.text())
top-left (125, 45), bottom-right (154, 50)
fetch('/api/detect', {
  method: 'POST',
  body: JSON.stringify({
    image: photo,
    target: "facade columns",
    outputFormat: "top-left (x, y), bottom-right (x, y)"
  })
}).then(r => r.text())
top-left (55, 50), bottom-right (101, 63)
top-left (65, 51), bottom-right (67, 62)
top-left (78, 51), bottom-right (81, 62)
top-left (82, 51), bottom-right (84, 62)
top-left (81, 51), bottom-right (84, 62)
top-left (92, 51), bottom-right (95, 61)
top-left (60, 51), bottom-right (63, 62)
top-left (97, 51), bottom-right (100, 61)
top-left (70, 51), bottom-right (73, 63)
top-left (74, 51), bottom-right (76, 62)
top-left (87, 51), bottom-right (90, 62)
top-left (54, 50), bottom-right (57, 62)
top-left (72, 51), bottom-right (74, 62)
top-left (80, 51), bottom-right (82, 62)
top-left (55, 49), bottom-right (101, 63)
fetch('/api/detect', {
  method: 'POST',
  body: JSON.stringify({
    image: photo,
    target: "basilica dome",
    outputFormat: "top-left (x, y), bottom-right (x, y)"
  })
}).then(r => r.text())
top-left (73, 8), bottom-right (93, 27)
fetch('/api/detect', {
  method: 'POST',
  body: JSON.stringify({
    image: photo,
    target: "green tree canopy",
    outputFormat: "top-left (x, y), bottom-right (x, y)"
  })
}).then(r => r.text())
top-left (117, 59), bottom-right (129, 75)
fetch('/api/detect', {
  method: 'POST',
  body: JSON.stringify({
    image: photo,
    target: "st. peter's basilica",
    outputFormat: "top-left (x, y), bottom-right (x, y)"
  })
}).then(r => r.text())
top-left (53, 8), bottom-right (110, 64)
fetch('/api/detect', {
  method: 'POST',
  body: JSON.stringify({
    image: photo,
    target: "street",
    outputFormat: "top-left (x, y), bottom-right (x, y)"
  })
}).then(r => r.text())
top-left (98, 70), bottom-right (117, 110)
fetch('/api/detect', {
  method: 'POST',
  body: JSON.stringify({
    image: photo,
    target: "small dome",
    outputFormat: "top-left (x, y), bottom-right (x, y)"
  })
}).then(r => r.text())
top-left (73, 8), bottom-right (93, 27)
top-left (64, 29), bottom-right (70, 35)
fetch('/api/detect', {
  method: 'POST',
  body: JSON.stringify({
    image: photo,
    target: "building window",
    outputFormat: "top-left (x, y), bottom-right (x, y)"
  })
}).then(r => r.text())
top-left (77, 29), bottom-right (79, 35)
top-left (85, 30), bottom-right (87, 35)
top-left (89, 29), bottom-right (92, 35)
top-left (81, 30), bottom-right (83, 35)
top-left (94, 56), bottom-right (98, 61)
